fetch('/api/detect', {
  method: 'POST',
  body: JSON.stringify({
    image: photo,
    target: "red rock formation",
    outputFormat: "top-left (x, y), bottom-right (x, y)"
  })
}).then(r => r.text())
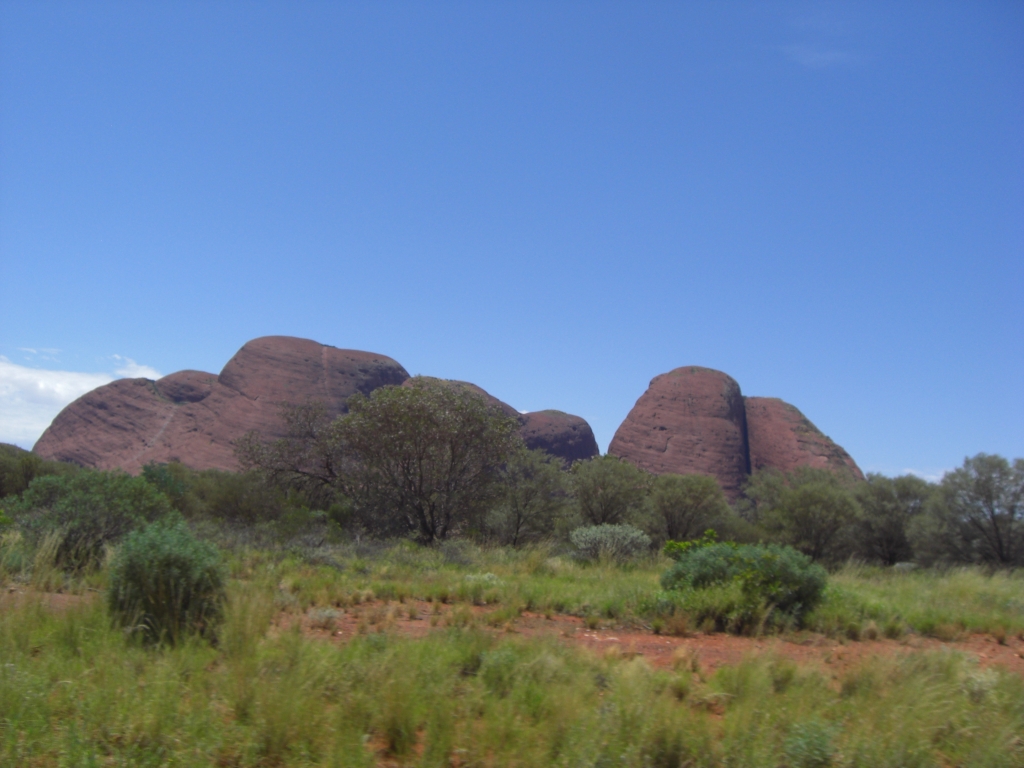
top-left (608, 367), bottom-right (750, 498)
top-left (745, 397), bottom-right (863, 480)
top-left (519, 410), bottom-right (599, 466)
top-left (33, 337), bottom-right (600, 473)
top-left (34, 336), bottom-right (410, 474)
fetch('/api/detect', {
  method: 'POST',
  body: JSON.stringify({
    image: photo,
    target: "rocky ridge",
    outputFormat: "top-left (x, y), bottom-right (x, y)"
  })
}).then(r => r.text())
top-left (609, 366), bottom-right (862, 497)
top-left (33, 336), bottom-right (599, 473)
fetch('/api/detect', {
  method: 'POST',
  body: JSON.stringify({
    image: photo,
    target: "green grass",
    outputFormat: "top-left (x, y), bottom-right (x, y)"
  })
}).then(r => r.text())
top-left (1, 580), bottom-right (1022, 767)
top-left (219, 542), bottom-right (1024, 639)
top-left (2, 538), bottom-right (1024, 765)
top-left (806, 564), bottom-right (1024, 639)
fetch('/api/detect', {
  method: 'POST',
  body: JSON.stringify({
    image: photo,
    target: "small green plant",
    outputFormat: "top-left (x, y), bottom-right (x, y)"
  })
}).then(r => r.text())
top-left (570, 523), bottom-right (651, 562)
top-left (107, 519), bottom-right (226, 645)
top-left (783, 718), bottom-right (837, 768)
top-left (663, 529), bottom-right (724, 561)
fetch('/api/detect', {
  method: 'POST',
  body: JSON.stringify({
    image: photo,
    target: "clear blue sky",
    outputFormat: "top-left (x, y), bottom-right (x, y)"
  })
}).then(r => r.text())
top-left (1, 1), bottom-right (1021, 479)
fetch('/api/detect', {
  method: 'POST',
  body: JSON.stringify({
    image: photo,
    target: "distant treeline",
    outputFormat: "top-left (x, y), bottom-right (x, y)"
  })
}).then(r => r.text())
top-left (2, 378), bottom-right (1022, 569)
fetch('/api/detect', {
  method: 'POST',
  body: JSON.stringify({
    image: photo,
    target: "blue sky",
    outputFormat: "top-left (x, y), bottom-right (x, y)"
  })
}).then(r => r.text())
top-left (1, 1), bottom-right (1021, 479)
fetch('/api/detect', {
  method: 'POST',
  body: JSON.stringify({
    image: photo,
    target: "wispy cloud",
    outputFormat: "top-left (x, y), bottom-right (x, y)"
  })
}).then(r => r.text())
top-left (112, 355), bottom-right (162, 380)
top-left (0, 354), bottom-right (163, 449)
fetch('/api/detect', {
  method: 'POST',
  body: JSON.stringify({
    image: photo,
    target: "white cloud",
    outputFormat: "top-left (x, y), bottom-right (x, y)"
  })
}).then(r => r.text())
top-left (112, 355), bottom-right (163, 380)
top-left (903, 468), bottom-right (950, 484)
top-left (0, 354), bottom-right (163, 450)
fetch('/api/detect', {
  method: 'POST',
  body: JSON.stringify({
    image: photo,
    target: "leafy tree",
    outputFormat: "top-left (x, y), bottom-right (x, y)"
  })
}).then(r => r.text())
top-left (235, 401), bottom-right (350, 510)
top-left (0, 443), bottom-right (78, 500)
top-left (743, 467), bottom-right (860, 563)
top-left (650, 473), bottom-right (730, 543)
top-left (569, 455), bottom-right (651, 528)
top-left (11, 470), bottom-right (173, 570)
top-left (853, 473), bottom-right (934, 565)
top-left (486, 447), bottom-right (568, 546)
top-left (339, 378), bottom-right (522, 543)
top-left (764, 481), bottom-right (859, 563)
top-left (911, 454), bottom-right (1023, 566)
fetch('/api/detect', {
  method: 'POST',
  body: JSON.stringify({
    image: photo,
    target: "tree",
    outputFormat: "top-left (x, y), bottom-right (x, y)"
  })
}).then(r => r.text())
top-left (487, 447), bottom-right (569, 546)
top-left (569, 455), bottom-right (651, 528)
top-left (11, 470), bottom-right (173, 570)
top-left (650, 473), bottom-right (731, 543)
top-left (764, 481), bottom-right (859, 563)
top-left (911, 454), bottom-right (1023, 566)
top-left (339, 379), bottom-right (522, 543)
top-left (235, 401), bottom-right (350, 510)
top-left (743, 467), bottom-right (860, 563)
top-left (853, 474), bottom-right (933, 565)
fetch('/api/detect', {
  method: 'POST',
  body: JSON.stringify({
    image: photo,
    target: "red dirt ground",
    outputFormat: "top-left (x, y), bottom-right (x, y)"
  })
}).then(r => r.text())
top-left (291, 599), bottom-right (1024, 680)
top-left (7, 587), bottom-right (1022, 679)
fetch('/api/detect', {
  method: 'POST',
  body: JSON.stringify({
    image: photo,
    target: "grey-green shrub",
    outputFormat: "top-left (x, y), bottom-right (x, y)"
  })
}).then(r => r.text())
top-left (661, 542), bottom-right (827, 622)
top-left (12, 470), bottom-right (172, 571)
top-left (570, 523), bottom-right (651, 562)
top-left (108, 519), bottom-right (225, 645)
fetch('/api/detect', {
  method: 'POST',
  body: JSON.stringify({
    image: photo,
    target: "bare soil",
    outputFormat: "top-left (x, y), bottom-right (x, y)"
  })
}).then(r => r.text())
top-left (292, 599), bottom-right (1024, 680)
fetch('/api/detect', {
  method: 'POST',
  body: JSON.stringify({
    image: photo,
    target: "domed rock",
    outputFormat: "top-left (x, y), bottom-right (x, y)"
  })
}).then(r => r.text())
top-left (519, 410), bottom-right (599, 466)
top-left (34, 336), bottom-right (410, 474)
top-left (745, 397), bottom-right (863, 480)
top-left (608, 367), bottom-right (751, 498)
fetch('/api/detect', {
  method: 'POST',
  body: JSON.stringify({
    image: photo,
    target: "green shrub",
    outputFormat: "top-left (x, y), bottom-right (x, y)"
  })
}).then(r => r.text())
top-left (12, 470), bottom-right (173, 570)
top-left (661, 542), bottom-right (827, 622)
top-left (570, 523), bottom-right (651, 562)
top-left (108, 519), bottom-right (225, 645)
top-left (663, 529), bottom-right (722, 561)
top-left (0, 442), bottom-right (78, 500)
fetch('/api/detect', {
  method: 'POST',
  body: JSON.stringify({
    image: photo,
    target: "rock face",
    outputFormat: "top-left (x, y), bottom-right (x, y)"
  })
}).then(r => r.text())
top-left (608, 367), bottom-right (751, 498)
top-left (34, 336), bottom-right (599, 473)
top-left (745, 397), bottom-right (864, 481)
top-left (34, 336), bottom-right (411, 474)
top-left (519, 410), bottom-right (600, 466)
top-left (609, 367), bottom-right (862, 497)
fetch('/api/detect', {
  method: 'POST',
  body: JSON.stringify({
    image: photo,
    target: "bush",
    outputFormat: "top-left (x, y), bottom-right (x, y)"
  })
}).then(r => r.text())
top-left (0, 442), bottom-right (78, 500)
top-left (11, 470), bottom-right (173, 571)
top-left (487, 447), bottom-right (569, 546)
top-left (570, 524), bottom-right (651, 562)
top-left (569, 455), bottom-right (651, 527)
top-left (661, 542), bottom-right (827, 622)
top-left (650, 473), bottom-right (730, 544)
top-left (108, 519), bottom-right (225, 645)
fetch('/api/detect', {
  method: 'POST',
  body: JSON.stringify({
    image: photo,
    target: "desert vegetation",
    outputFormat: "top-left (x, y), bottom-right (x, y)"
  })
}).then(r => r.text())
top-left (1, 382), bottom-right (1022, 766)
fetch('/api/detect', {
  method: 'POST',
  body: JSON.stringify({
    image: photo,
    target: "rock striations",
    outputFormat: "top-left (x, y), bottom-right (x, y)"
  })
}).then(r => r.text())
top-left (745, 397), bottom-right (863, 481)
top-left (34, 336), bottom-right (599, 473)
top-left (609, 367), bottom-right (861, 498)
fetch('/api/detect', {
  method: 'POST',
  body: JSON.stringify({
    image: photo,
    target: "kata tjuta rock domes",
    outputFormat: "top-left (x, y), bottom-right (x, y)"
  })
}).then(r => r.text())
top-left (745, 396), bottom-right (863, 479)
top-left (33, 337), bottom-right (411, 475)
top-left (609, 366), bottom-right (862, 498)
top-left (608, 367), bottom-right (751, 498)
top-left (33, 336), bottom-right (600, 473)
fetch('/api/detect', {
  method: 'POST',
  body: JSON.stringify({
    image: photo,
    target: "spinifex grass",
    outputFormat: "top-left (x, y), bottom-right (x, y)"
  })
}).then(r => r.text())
top-left (806, 564), bottom-right (1024, 639)
top-left (227, 541), bottom-right (1024, 640)
top-left (2, 579), bottom-right (1022, 767)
